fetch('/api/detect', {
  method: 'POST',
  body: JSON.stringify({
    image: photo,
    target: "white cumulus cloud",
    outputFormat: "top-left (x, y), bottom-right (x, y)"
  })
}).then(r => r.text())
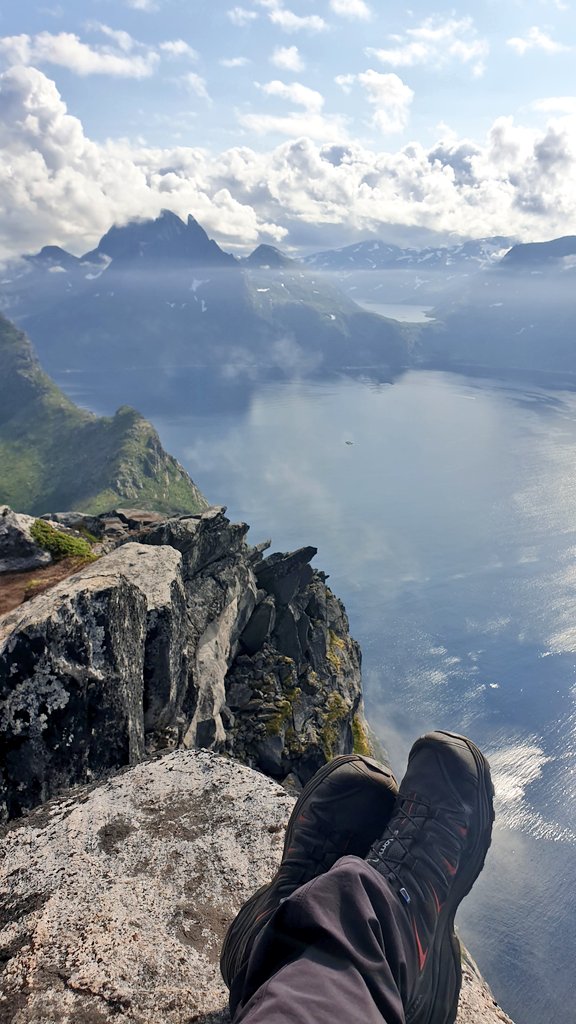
top-left (258, 0), bottom-right (327, 33)
top-left (0, 31), bottom-right (160, 78)
top-left (368, 16), bottom-right (489, 77)
top-left (220, 56), bottom-right (251, 67)
top-left (260, 79), bottom-right (324, 113)
top-left (3, 66), bottom-right (576, 263)
top-left (159, 40), bottom-right (198, 59)
top-left (270, 45), bottom-right (304, 71)
top-left (533, 96), bottom-right (576, 113)
top-left (507, 26), bottom-right (571, 55)
top-left (227, 6), bottom-right (258, 25)
top-left (358, 70), bottom-right (414, 133)
top-left (330, 0), bottom-right (371, 21)
top-left (181, 72), bottom-right (210, 100)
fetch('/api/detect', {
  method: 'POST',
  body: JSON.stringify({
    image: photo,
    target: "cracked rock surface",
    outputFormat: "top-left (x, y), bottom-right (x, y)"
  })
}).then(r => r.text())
top-left (0, 749), bottom-right (514, 1024)
top-left (1, 507), bottom-right (364, 822)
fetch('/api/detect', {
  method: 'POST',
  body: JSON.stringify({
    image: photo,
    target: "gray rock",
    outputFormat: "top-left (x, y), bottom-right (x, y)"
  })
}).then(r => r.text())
top-left (0, 506), bottom-right (52, 574)
top-left (0, 548), bottom-right (158, 821)
top-left (0, 750), bottom-right (515, 1024)
top-left (240, 596), bottom-right (276, 654)
top-left (0, 506), bottom-right (364, 818)
top-left (255, 546), bottom-right (317, 606)
top-left (41, 511), bottom-right (105, 538)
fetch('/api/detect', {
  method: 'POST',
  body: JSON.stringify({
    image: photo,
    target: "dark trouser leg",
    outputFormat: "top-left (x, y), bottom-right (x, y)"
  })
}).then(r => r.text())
top-left (232, 855), bottom-right (417, 1024)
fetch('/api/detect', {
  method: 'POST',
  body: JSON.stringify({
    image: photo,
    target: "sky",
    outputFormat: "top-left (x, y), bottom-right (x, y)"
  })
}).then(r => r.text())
top-left (0, 0), bottom-right (575, 260)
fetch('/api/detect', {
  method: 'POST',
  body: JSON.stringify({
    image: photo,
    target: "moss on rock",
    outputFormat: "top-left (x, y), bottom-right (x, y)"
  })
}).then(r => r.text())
top-left (30, 519), bottom-right (97, 563)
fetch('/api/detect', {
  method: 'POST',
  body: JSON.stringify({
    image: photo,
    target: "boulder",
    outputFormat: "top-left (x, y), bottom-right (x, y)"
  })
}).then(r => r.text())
top-left (0, 506), bottom-right (51, 574)
top-left (0, 749), bottom-right (515, 1024)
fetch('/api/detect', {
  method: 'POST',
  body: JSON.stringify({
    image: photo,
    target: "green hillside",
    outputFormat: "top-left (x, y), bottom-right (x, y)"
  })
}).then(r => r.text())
top-left (0, 314), bottom-right (208, 516)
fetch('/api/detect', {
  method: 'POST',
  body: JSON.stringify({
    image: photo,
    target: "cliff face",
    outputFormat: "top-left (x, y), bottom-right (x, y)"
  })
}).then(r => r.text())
top-left (0, 748), bottom-right (514, 1024)
top-left (0, 506), bottom-right (362, 823)
top-left (0, 313), bottom-right (208, 516)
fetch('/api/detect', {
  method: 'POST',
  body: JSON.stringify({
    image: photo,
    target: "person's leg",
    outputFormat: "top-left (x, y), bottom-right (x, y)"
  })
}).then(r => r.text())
top-left (233, 856), bottom-right (412, 1024)
top-left (221, 753), bottom-right (398, 1000)
top-left (226, 731), bottom-right (494, 1024)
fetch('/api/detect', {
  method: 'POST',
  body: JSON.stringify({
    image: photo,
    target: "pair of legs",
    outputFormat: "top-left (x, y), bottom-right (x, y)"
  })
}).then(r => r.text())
top-left (221, 731), bottom-right (494, 1024)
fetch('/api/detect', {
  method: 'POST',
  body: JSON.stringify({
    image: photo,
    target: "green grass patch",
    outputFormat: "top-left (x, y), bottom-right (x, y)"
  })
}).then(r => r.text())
top-left (31, 519), bottom-right (97, 562)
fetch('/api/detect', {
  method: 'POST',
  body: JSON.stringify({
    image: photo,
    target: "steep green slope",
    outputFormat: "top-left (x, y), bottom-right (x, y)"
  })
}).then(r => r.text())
top-left (0, 314), bottom-right (208, 516)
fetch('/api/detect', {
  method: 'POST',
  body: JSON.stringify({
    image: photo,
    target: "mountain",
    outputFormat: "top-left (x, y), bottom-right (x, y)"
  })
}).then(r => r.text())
top-left (501, 235), bottom-right (576, 268)
top-left (424, 236), bottom-right (576, 375)
top-left (84, 209), bottom-right (236, 268)
top-left (302, 237), bottom-right (512, 305)
top-left (0, 213), bottom-right (413, 412)
top-left (0, 313), bottom-right (208, 515)
top-left (243, 243), bottom-right (297, 268)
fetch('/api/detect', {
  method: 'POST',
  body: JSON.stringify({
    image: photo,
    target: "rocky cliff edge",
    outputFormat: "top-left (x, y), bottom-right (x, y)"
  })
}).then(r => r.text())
top-left (0, 749), bottom-right (514, 1024)
top-left (1, 506), bottom-right (362, 823)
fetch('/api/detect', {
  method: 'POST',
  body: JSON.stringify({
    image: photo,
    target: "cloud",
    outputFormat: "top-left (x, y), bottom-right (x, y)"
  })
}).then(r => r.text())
top-left (259, 79), bottom-right (324, 113)
top-left (159, 40), bottom-right (198, 59)
top-left (245, 79), bottom-right (339, 138)
top-left (507, 26), bottom-right (571, 55)
top-left (335, 70), bottom-right (413, 132)
top-left (335, 73), bottom-right (355, 94)
top-left (238, 111), bottom-right (347, 139)
top-left (124, 0), bottom-right (159, 9)
top-left (258, 0), bottom-right (327, 33)
top-left (3, 66), bottom-right (576, 264)
top-left (0, 31), bottom-right (160, 78)
top-left (270, 45), bottom-right (304, 72)
top-left (220, 56), bottom-right (251, 68)
top-left (0, 35), bottom-right (31, 65)
top-left (90, 24), bottom-right (135, 53)
top-left (368, 16), bottom-right (489, 77)
top-left (533, 96), bottom-right (576, 114)
top-left (0, 65), bottom-right (285, 258)
top-left (181, 72), bottom-right (210, 100)
top-left (357, 70), bottom-right (414, 133)
top-left (227, 7), bottom-right (258, 26)
top-left (330, 0), bottom-right (371, 20)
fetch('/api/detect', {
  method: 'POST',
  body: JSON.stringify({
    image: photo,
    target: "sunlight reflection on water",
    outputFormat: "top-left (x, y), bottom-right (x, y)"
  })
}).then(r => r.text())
top-left (58, 368), bottom-right (576, 1024)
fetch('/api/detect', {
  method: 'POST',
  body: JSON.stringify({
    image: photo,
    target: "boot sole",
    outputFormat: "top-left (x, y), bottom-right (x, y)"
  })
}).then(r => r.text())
top-left (406, 731), bottom-right (495, 1024)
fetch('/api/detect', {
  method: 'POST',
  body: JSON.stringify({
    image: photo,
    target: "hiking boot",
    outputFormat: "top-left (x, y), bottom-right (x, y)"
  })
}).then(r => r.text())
top-left (221, 752), bottom-right (398, 1006)
top-left (366, 730), bottom-right (495, 1024)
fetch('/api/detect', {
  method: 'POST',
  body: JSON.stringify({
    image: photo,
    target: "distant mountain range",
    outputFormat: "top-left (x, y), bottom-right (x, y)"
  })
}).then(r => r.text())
top-left (1, 214), bottom-right (574, 387)
top-left (0, 313), bottom-right (208, 516)
top-left (301, 236), bottom-right (513, 305)
top-left (0, 212), bottom-right (414, 411)
top-left (426, 236), bottom-right (576, 375)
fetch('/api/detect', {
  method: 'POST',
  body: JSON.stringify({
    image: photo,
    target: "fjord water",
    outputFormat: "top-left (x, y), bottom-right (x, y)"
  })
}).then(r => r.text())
top-left (63, 368), bottom-right (575, 1024)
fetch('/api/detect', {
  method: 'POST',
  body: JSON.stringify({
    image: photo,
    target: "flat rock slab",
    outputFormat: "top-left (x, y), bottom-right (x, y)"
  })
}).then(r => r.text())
top-left (0, 750), bottom-right (514, 1024)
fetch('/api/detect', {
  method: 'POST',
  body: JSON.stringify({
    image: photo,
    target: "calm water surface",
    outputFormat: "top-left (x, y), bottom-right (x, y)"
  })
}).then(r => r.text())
top-left (64, 369), bottom-right (576, 1024)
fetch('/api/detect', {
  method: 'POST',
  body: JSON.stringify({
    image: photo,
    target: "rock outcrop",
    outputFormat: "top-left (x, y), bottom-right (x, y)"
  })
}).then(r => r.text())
top-left (0, 748), bottom-right (514, 1024)
top-left (0, 507), bottom-right (363, 822)
top-left (0, 507), bottom-right (52, 574)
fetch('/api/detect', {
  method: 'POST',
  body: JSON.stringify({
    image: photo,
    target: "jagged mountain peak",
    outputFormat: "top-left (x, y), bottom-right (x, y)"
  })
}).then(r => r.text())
top-left (80, 210), bottom-right (237, 268)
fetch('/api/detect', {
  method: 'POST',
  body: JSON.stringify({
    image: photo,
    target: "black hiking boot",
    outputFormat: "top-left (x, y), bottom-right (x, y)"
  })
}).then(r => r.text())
top-left (366, 730), bottom-right (495, 1024)
top-left (221, 753), bottom-right (398, 1008)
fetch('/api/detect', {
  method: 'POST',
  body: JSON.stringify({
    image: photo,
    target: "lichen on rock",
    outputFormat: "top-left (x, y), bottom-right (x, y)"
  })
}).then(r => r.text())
top-left (0, 749), bottom-right (515, 1024)
top-left (0, 506), bottom-right (367, 821)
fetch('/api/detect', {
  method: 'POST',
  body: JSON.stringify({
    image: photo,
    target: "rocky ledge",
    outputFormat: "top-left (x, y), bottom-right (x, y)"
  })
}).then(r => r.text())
top-left (0, 506), bottom-right (363, 823)
top-left (0, 749), bottom-right (514, 1024)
